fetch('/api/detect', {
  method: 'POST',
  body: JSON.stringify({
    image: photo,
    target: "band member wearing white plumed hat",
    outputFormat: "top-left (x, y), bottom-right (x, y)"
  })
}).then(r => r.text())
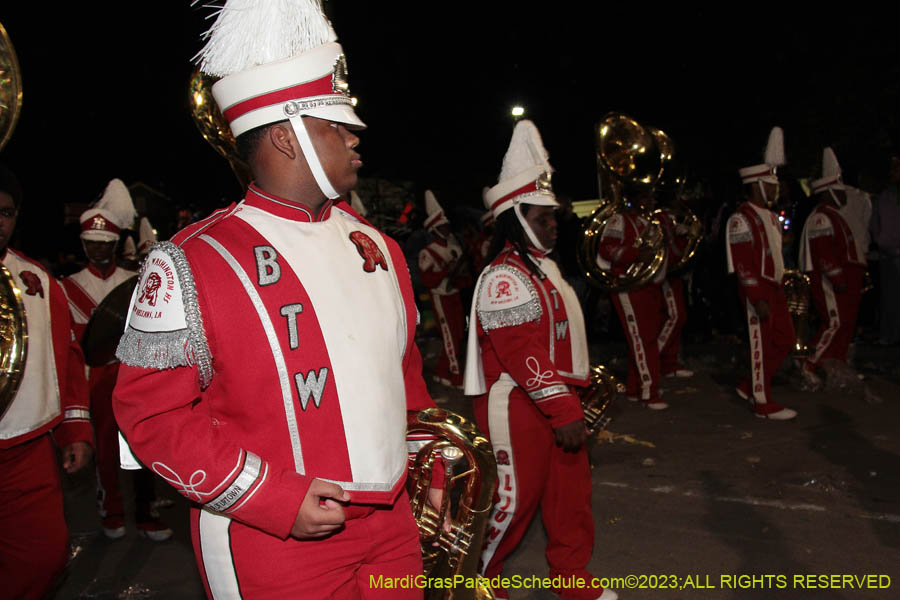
top-left (464, 120), bottom-right (617, 600)
top-left (418, 189), bottom-right (470, 388)
top-left (112, 2), bottom-right (442, 597)
top-left (798, 147), bottom-right (866, 380)
top-left (726, 127), bottom-right (798, 419)
top-left (63, 180), bottom-right (173, 543)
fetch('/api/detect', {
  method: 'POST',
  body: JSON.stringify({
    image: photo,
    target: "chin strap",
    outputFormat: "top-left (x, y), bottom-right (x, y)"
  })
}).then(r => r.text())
top-left (513, 202), bottom-right (553, 253)
top-left (288, 116), bottom-right (341, 200)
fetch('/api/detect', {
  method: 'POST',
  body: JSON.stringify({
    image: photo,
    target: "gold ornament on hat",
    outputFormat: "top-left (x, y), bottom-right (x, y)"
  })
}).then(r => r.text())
top-left (91, 216), bottom-right (108, 230)
top-left (331, 54), bottom-right (350, 96)
top-left (536, 171), bottom-right (553, 193)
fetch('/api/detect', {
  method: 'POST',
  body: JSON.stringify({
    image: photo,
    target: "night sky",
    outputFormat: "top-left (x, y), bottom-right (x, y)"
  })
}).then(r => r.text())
top-left (2, 4), bottom-right (899, 261)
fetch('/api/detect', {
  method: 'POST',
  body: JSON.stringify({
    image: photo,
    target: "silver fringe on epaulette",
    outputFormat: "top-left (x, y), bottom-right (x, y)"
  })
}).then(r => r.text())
top-left (115, 241), bottom-right (214, 389)
top-left (476, 264), bottom-right (543, 331)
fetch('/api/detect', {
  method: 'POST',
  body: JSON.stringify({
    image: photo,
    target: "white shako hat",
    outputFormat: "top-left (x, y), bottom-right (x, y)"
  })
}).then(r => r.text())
top-left (349, 190), bottom-right (367, 217)
top-left (137, 216), bottom-right (158, 255)
top-left (195, 0), bottom-right (365, 201)
top-left (480, 186), bottom-right (494, 226)
top-left (79, 208), bottom-right (121, 242)
top-left (81, 178), bottom-right (137, 242)
top-left (484, 119), bottom-right (557, 219)
top-left (424, 190), bottom-right (449, 230)
top-left (811, 147), bottom-right (845, 194)
top-left (739, 126), bottom-right (785, 185)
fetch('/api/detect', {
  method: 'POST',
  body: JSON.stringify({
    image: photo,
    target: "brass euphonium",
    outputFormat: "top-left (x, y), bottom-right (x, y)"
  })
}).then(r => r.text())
top-left (783, 269), bottom-right (813, 356)
top-left (578, 365), bottom-right (623, 434)
top-left (578, 113), bottom-right (668, 291)
top-left (0, 21), bottom-right (28, 419)
top-left (407, 408), bottom-right (498, 600)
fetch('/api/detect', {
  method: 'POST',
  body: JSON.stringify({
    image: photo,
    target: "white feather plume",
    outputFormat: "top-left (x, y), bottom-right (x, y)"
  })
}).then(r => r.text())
top-left (764, 126), bottom-right (786, 167)
top-left (195, 0), bottom-right (337, 77)
top-left (498, 120), bottom-right (553, 181)
top-left (822, 147), bottom-right (841, 178)
top-left (424, 189), bottom-right (442, 217)
top-left (94, 179), bottom-right (137, 229)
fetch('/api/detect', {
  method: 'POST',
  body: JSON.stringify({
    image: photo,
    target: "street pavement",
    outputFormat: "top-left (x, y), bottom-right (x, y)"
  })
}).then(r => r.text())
top-left (52, 340), bottom-right (900, 599)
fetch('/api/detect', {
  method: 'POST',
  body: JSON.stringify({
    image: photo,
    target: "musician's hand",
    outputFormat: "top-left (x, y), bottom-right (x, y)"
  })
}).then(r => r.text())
top-left (61, 441), bottom-right (92, 473)
top-left (290, 479), bottom-right (350, 539)
top-left (427, 486), bottom-right (453, 543)
top-left (754, 299), bottom-right (771, 321)
top-left (554, 420), bottom-right (588, 452)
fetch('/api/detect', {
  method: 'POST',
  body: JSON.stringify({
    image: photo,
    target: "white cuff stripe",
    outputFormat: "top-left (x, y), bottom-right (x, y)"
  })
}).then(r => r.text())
top-left (206, 452), bottom-right (262, 513)
top-left (528, 384), bottom-right (569, 400)
top-left (64, 408), bottom-right (91, 421)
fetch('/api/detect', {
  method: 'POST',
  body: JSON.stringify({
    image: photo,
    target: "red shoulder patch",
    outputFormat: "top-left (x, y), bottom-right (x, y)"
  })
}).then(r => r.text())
top-left (349, 231), bottom-right (388, 273)
top-left (19, 270), bottom-right (44, 298)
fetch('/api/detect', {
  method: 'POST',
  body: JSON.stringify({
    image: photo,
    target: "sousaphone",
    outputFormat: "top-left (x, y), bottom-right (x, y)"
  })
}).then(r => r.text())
top-left (0, 21), bottom-right (26, 418)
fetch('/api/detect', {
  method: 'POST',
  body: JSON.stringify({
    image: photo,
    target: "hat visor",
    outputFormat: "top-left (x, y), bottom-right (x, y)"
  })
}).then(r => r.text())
top-left (306, 104), bottom-right (366, 130)
top-left (81, 231), bottom-right (120, 242)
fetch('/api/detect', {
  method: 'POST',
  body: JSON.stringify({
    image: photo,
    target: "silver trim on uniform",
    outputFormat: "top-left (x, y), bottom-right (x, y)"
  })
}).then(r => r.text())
top-left (63, 408), bottom-right (91, 421)
top-left (527, 384), bottom-right (569, 400)
top-left (476, 264), bottom-right (542, 331)
top-left (206, 451), bottom-right (263, 513)
top-left (199, 234), bottom-right (306, 475)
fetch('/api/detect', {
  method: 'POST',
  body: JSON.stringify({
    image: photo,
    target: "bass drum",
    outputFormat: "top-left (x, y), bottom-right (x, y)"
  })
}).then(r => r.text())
top-left (81, 275), bottom-right (139, 367)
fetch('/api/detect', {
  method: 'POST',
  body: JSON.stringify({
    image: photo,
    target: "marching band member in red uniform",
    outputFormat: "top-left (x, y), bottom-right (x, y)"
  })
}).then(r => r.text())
top-left (656, 205), bottom-right (694, 379)
top-left (597, 188), bottom-right (669, 410)
top-left (726, 127), bottom-right (797, 420)
top-left (62, 190), bottom-right (172, 542)
top-left (798, 148), bottom-right (866, 377)
top-left (0, 165), bottom-right (93, 600)
top-left (113, 3), bottom-right (441, 598)
top-left (418, 190), bottom-right (470, 388)
top-left (465, 120), bottom-right (617, 600)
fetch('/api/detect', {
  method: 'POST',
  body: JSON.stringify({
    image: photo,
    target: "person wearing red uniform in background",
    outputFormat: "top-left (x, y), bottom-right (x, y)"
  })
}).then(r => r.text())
top-left (726, 127), bottom-right (797, 420)
top-left (464, 120), bottom-right (618, 600)
top-left (0, 164), bottom-right (93, 599)
top-left (798, 147), bottom-right (866, 381)
top-left (418, 190), bottom-right (471, 388)
top-left (597, 188), bottom-right (669, 410)
top-left (62, 184), bottom-right (172, 542)
top-left (656, 204), bottom-right (695, 379)
top-left (112, 2), bottom-right (444, 597)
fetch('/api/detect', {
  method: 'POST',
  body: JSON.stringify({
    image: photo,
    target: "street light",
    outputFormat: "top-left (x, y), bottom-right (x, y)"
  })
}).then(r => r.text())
top-left (511, 105), bottom-right (525, 118)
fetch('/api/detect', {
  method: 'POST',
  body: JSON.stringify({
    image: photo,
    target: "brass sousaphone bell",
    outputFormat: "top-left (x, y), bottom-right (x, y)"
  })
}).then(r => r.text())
top-left (0, 21), bottom-right (27, 419)
top-left (578, 113), bottom-right (668, 291)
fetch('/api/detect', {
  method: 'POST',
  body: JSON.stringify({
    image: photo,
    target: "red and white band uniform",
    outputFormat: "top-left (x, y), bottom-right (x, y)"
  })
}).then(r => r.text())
top-left (0, 249), bottom-right (92, 600)
top-left (62, 265), bottom-right (138, 522)
top-left (726, 202), bottom-right (795, 414)
top-left (464, 244), bottom-right (593, 584)
top-left (597, 211), bottom-right (667, 405)
top-left (113, 186), bottom-right (440, 599)
top-left (798, 202), bottom-right (866, 367)
top-left (418, 234), bottom-right (470, 387)
top-left (656, 208), bottom-right (691, 376)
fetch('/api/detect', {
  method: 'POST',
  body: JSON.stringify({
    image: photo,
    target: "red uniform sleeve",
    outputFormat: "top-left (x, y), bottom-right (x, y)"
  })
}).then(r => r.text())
top-left (49, 278), bottom-right (92, 449)
top-left (598, 214), bottom-right (641, 271)
top-left (808, 215), bottom-right (847, 289)
top-left (113, 252), bottom-right (310, 540)
top-left (727, 214), bottom-right (770, 305)
top-left (484, 321), bottom-right (584, 430)
top-left (418, 247), bottom-right (449, 289)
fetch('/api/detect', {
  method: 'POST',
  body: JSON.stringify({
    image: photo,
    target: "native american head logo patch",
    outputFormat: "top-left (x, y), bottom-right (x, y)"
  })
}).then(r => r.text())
top-left (349, 231), bottom-right (388, 273)
top-left (139, 272), bottom-right (163, 306)
top-left (495, 450), bottom-right (510, 466)
top-left (495, 281), bottom-right (512, 298)
top-left (19, 271), bottom-right (44, 298)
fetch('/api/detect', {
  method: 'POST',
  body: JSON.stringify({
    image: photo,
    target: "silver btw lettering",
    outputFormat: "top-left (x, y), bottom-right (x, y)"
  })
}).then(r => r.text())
top-left (254, 245), bottom-right (281, 286)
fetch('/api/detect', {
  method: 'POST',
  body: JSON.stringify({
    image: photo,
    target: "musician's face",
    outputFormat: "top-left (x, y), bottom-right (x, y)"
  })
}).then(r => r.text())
top-left (82, 240), bottom-right (117, 268)
top-left (523, 204), bottom-right (557, 250)
top-left (0, 192), bottom-right (17, 252)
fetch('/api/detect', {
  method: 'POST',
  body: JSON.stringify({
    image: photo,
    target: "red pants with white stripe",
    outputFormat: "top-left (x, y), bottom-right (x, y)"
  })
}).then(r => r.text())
top-left (473, 377), bottom-right (594, 581)
top-left (191, 490), bottom-right (423, 599)
top-left (658, 277), bottom-right (688, 375)
top-left (807, 267), bottom-right (864, 367)
top-left (613, 284), bottom-right (664, 404)
top-left (0, 435), bottom-right (70, 600)
top-left (737, 287), bottom-right (794, 413)
top-left (429, 291), bottom-right (464, 386)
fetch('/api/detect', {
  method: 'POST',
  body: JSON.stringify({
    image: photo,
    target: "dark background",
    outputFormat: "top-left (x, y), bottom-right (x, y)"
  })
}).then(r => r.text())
top-left (2, 4), bottom-right (899, 261)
